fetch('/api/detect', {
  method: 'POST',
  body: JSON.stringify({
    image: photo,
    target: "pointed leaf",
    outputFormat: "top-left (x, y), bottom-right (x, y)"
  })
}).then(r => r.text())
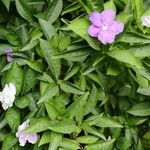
top-left (128, 102), bottom-right (150, 116)
top-left (38, 84), bottom-right (59, 104)
top-left (15, 0), bottom-right (33, 22)
top-left (60, 81), bottom-right (84, 95)
top-left (24, 117), bottom-right (50, 134)
top-left (45, 0), bottom-right (63, 23)
top-left (107, 48), bottom-right (142, 68)
top-left (48, 119), bottom-right (77, 134)
top-left (39, 19), bottom-right (56, 40)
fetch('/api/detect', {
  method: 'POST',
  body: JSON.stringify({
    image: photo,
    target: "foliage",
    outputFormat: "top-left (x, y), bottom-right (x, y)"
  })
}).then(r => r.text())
top-left (0, 0), bottom-right (150, 149)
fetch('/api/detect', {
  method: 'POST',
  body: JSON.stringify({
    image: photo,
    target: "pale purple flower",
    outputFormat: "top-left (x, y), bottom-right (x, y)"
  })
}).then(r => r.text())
top-left (16, 119), bottom-right (38, 146)
top-left (88, 9), bottom-right (124, 44)
top-left (4, 48), bottom-right (14, 62)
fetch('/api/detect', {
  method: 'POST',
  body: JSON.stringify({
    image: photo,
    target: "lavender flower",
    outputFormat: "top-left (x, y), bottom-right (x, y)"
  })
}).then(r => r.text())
top-left (88, 9), bottom-right (124, 44)
top-left (4, 48), bottom-right (14, 62)
top-left (16, 119), bottom-right (38, 146)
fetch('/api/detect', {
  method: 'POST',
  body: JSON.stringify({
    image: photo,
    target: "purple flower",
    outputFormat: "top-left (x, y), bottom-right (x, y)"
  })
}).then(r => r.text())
top-left (88, 9), bottom-right (124, 44)
top-left (16, 119), bottom-right (38, 146)
top-left (4, 48), bottom-right (14, 62)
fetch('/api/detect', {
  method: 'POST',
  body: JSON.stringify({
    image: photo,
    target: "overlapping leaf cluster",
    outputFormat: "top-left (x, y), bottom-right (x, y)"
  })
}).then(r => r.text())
top-left (0, 0), bottom-right (150, 149)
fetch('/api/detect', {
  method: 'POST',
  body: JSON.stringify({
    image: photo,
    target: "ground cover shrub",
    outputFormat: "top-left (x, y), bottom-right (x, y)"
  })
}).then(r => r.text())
top-left (0, 0), bottom-right (150, 149)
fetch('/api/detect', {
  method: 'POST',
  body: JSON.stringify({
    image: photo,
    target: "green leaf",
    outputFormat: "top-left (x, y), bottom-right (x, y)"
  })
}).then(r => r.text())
top-left (87, 0), bottom-right (104, 11)
top-left (117, 12), bottom-right (133, 24)
top-left (60, 81), bottom-right (84, 95)
top-left (2, 134), bottom-right (17, 150)
top-left (53, 48), bottom-right (90, 62)
top-left (37, 73), bottom-right (53, 83)
top-left (137, 86), bottom-right (150, 95)
top-left (59, 36), bottom-right (71, 51)
top-left (24, 117), bottom-right (50, 134)
top-left (0, 28), bottom-right (21, 46)
top-left (38, 83), bottom-right (59, 104)
top-left (86, 115), bottom-right (123, 128)
top-left (86, 72), bottom-right (110, 91)
top-left (60, 138), bottom-right (80, 150)
top-left (14, 96), bottom-right (30, 109)
top-left (85, 85), bottom-right (98, 115)
top-left (21, 39), bottom-right (39, 51)
top-left (15, 0), bottom-right (33, 22)
top-left (68, 18), bottom-right (100, 50)
top-left (132, 0), bottom-right (143, 25)
top-left (44, 101), bottom-right (60, 120)
top-left (62, 2), bottom-right (81, 15)
top-left (64, 92), bottom-right (89, 119)
top-left (81, 122), bottom-right (106, 140)
top-left (128, 102), bottom-right (150, 116)
top-left (49, 132), bottom-right (62, 150)
top-left (5, 108), bottom-right (20, 130)
top-left (64, 63), bottom-right (80, 80)
top-left (104, 0), bottom-right (116, 11)
top-left (119, 32), bottom-right (150, 44)
top-left (39, 19), bottom-right (56, 40)
top-left (76, 135), bottom-right (99, 144)
top-left (22, 67), bottom-right (36, 94)
top-left (19, 24), bottom-right (30, 45)
top-left (5, 62), bottom-right (23, 95)
top-left (128, 44), bottom-right (150, 58)
top-left (107, 62), bottom-right (122, 76)
top-left (1, 0), bottom-right (11, 11)
top-left (45, 0), bottom-right (63, 23)
top-left (143, 131), bottom-right (150, 140)
top-left (48, 119), bottom-right (77, 134)
top-left (107, 48), bottom-right (142, 68)
top-left (85, 139), bottom-right (115, 150)
top-left (40, 38), bottom-right (61, 79)
top-left (38, 131), bottom-right (51, 147)
top-left (24, 60), bottom-right (43, 73)
top-left (116, 137), bottom-right (131, 150)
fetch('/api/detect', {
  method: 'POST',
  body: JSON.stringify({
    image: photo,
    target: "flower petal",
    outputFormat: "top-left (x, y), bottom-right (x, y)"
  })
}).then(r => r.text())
top-left (141, 16), bottom-right (150, 27)
top-left (0, 92), bottom-right (3, 102)
top-left (8, 83), bottom-right (16, 96)
top-left (110, 21), bottom-right (124, 35)
top-left (98, 30), bottom-right (116, 44)
top-left (7, 54), bottom-right (14, 62)
top-left (89, 12), bottom-right (102, 27)
top-left (101, 9), bottom-right (116, 25)
top-left (19, 136), bottom-right (27, 147)
top-left (88, 25), bottom-right (100, 37)
top-left (27, 134), bottom-right (38, 144)
top-left (4, 48), bottom-right (12, 54)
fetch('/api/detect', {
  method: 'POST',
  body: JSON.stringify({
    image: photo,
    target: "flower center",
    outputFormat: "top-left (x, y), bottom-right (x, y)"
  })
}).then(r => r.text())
top-left (102, 23), bottom-right (108, 30)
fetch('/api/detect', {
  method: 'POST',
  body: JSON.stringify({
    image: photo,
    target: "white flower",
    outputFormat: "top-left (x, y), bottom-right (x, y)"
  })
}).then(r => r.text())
top-left (141, 16), bottom-right (150, 27)
top-left (0, 83), bottom-right (16, 110)
top-left (16, 119), bottom-right (38, 146)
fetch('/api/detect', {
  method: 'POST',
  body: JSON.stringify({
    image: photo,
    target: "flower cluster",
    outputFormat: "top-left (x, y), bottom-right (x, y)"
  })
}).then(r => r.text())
top-left (88, 9), bottom-right (124, 44)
